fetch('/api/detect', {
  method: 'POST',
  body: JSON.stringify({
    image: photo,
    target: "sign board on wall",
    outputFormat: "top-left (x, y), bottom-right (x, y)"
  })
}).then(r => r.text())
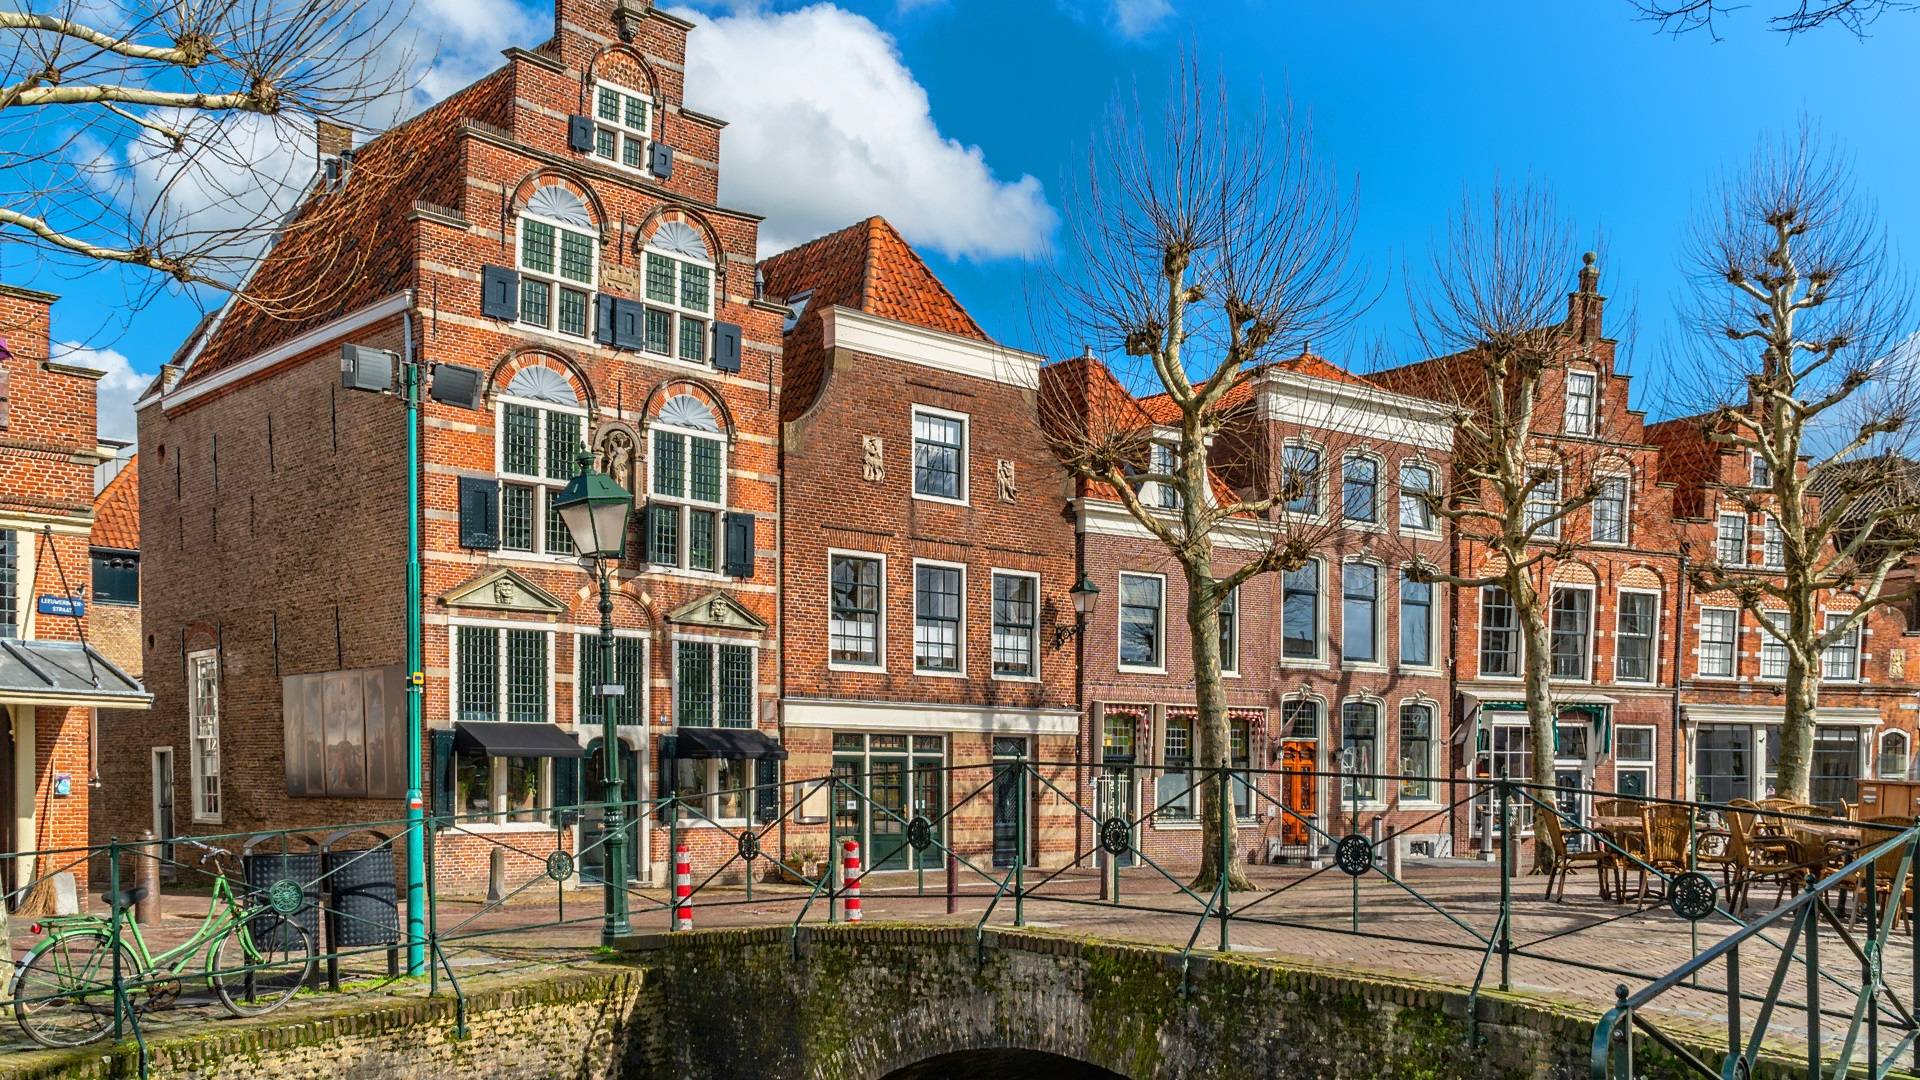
top-left (282, 664), bottom-right (407, 799)
top-left (36, 595), bottom-right (83, 618)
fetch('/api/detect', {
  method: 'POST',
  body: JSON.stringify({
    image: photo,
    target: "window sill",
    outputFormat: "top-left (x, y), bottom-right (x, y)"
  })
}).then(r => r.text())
top-left (914, 667), bottom-right (969, 679)
top-left (493, 550), bottom-right (586, 568)
top-left (1399, 527), bottom-right (1441, 541)
top-left (675, 818), bottom-right (751, 830)
top-left (1117, 665), bottom-right (1168, 676)
top-left (452, 820), bottom-right (553, 834)
top-left (911, 492), bottom-right (970, 508)
top-left (509, 321), bottom-right (597, 350)
top-left (1341, 661), bottom-right (1389, 673)
top-left (1278, 658), bottom-right (1329, 670)
top-left (829, 661), bottom-right (886, 674)
top-left (642, 564), bottom-right (728, 582)
top-left (990, 672), bottom-right (1042, 684)
top-left (1340, 520), bottom-right (1387, 534)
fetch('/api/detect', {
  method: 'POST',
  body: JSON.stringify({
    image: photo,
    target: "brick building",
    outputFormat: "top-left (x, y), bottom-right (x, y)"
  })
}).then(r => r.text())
top-left (88, 454), bottom-right (140, 678)
top-left (1370, 260), bottom-right (1690, 844)
top-left (1044, 350), bottom-right (1459, 865)
top-left (0, 285), bottom-right (149, 898)
top-left (762, 217), bottom-right (1080, 874)
top-left (1646, 413), bottom-right (1918, 809)
top-left (100, 0), bottom-right (786, 890)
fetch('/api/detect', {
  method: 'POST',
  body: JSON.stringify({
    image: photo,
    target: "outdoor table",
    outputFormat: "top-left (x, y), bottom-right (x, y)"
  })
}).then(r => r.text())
top-left (1785, 821), bottom-right (1860, 869)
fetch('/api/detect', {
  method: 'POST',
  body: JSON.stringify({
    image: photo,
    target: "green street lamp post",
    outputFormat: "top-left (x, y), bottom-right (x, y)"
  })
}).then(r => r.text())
top-left (553, 452), bottom-right (636, 945)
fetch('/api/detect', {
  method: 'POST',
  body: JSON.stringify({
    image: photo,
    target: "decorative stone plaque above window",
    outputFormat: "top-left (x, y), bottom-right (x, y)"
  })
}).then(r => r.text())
top-left (997, 459), bottom-right (1017, 502)
top-left (862, 435), bottom-right (885, 482)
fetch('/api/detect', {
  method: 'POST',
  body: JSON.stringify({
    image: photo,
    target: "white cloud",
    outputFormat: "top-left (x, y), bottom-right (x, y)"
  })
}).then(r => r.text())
top-left (674, 4), bottom-right (1057, 259)
top-left (1111, 0), bottom-right (1173, 38)
top-left (54, 342), bottom-right (148, 446)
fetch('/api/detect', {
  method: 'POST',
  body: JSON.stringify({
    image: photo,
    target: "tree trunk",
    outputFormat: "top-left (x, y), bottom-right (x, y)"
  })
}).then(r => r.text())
top-left (1776, 658), bottom-right (1818, 803)
top-left (1515, 573), bottom-right (1557, 874)
top-left (1186, 563), bottom-right (1253, 893)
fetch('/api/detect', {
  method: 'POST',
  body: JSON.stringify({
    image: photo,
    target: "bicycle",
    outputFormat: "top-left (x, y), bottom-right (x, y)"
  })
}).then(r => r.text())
top-left (9, 839), bottom-right (317, 1047)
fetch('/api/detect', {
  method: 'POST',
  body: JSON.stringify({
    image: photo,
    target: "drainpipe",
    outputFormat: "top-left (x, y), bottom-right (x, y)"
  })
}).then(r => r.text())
top-left (1671, 544), bottom-right (1689, 801)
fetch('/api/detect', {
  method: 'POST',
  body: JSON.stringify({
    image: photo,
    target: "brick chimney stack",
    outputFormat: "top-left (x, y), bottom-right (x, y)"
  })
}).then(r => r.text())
top-left (1569, 251), bottom-right (1605, 342)
top-left (315, 120), bottom-right (354, 164)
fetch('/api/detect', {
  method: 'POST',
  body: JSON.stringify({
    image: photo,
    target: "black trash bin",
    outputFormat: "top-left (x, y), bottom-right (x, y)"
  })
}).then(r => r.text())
top-left (239, 848), bottom-right (321, 951)
top-left (322, 847), bottom-right (398, 948)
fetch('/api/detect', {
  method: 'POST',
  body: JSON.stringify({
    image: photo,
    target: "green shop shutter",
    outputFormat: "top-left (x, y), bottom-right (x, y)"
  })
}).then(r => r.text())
top-left (612, 298), bottom-right (646, 351)
top-left (649, 141), bottom-right (674, 180)
top-left (458, 476), bottom-right (500, 550)
top-left (723, 511), bottom-right (754, 578)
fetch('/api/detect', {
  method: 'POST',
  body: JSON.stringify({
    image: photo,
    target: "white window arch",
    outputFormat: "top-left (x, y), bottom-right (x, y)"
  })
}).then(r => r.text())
top-left (646, 394), bottom-right (728, 572)
top-left (590, 79), bottom-right (654, 172)
top-left (1881, 729), bottom-right (1912, 779)
top-left (643, 221), bottom-right (715, 364)
top-left (516, 186), bottom-right (597, 338)
top-left (497, 367), bottom-right (587, 557)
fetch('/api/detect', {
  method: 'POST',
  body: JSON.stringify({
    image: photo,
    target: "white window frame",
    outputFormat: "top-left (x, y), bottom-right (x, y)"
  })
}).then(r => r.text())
top-left (1479, 585), bottom-right (1523, 680)
top-left (910, 404), bottom-right (971, 506)
top-left (1750, 453), bottom-right (1773, 489)
top-left (1280, 557), bottom-right (1326, 666)
top-left (1547, 584), bottom-right (1595, 683)
top-left (187, 649), bottom-right (221, 824)
top-left (1397, 458), bottom-right (1439, 535)
top-left (1340, 558), bottom-right (1385, 668)
top-left (1698, 607), bottom-right (1738, 678)
top-left (589, 79), bottom-right (655, 175)
top-left (1217, 582), bottom-right (1240, 676)
top-left (1613, 588), bottom-right (1661, 684)
top-left (1716, 512), bottom-right (1749, 568)
top-left (1822, 612), bottom-right (1862, 683)
top-left (646, 420), bottom-right (730, 575)
top-left (1880, 729), bottom-right (1911, 780)
top-left (1398, 570), bottom-right (1438, 671)
top-left (449, 619), bottom-right (559, 726)
top-left (1615, 724), bottom-right (1657, 799)
top-left (1396, 698), bottom-right (1440, 804)
top-left (1341, 451), bottom-right (1384, 527)
top-left (514, 210), bottom-right (598, 339)
top-left (671, 632), bottom-right (761, 730)
top-left (989, 569), bottom-right (1042, 682)
top-left (496, 392), bottom-right (589, 561)
top-left (912, 559), bottom-right (968, 677)
top-left (640, 244), bottom-right (716, 365)
top-left (1116, 570), bottom-right (1167, 674)
top-left (827, 549), bottom-right (886, 672)
top-left (1564, 369), bottom-right (1597, 436)
top-left (1591, 473), bottom-right (1630, 546)
top-left (1759, 609), bottom-right (1789, 681)
top-left (1280, 440), bottom-right (1325, 520)
top-left (1145, 441), bottom-right (1182, 511)
top-left (1762, 513), bottom-right (1786, 570)
top-left (1524, 466), bottom-right (1562, 540)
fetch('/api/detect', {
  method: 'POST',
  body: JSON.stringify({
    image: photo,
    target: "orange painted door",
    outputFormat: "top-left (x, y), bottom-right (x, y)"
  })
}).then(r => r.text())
top-left (1280, 741), bottom-right (1317, 845)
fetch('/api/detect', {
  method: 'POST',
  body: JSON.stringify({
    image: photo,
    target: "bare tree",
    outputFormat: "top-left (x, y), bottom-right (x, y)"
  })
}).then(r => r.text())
top-left (1633, 0), bottom-right (1913, 37)
top-left (1370, 184), bottom-right (1614, 856)
top-left (1672, 130), bottom-right (1918, 802)
top-left (1036, 63), bottom-right (1364, 892)
top-left (1, 0), bottom-right (415, 320)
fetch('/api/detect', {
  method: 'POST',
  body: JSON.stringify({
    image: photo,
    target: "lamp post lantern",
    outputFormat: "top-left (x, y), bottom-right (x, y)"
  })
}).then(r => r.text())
top-left (553, 452), bottom-right (636, 945)
top-left (1053, 572), bottom-right (1102, 647)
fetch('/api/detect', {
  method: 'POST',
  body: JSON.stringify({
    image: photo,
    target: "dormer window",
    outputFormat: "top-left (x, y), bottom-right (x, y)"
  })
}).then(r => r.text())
top-left (644, 221), bottom-right (715, 364)
top-left (516, 186), bottom-right (596, 338)
top-left (593, 82), bottom-right (653, 172)
top-left (1146, 442), bottom-right (1182, 510)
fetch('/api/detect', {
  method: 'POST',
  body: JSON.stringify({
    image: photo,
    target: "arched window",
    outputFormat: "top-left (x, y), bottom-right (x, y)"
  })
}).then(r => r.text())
top-left (1880, 729), bottom-right (1911, 779)
top-left (497, 366), bottom-right (585, 556)
top-left (642, 221), bottom-right (714, 364)
top-left (516, 186), bottom-right (596, 338)
top-left (645, 395), bottom-right (728, 572)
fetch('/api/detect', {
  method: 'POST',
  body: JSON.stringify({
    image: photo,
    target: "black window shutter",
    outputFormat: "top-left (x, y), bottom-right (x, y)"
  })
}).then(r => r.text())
top-left (568, 114), bottom-right (594, 154)
top-left (429, 729), bottom-right (456, 823)
top-left (649, 141), bottom-right (674, 180)
top-left (481, 265), bottom-right (519, 320)
top-left (613, 299), bottom-right (645, 351)
top-left (712, 321), bottom-right (742, 373)
top-left (635, 500), bottom-right (653, 563)
top-left (595, 293), bottom-right (618, 346)
top-left (551, 757), bottom-right (579, 827)
top-left (458, 476), bottom-right (500, 550)
top-left (724, 511), bottom-right (755, 578)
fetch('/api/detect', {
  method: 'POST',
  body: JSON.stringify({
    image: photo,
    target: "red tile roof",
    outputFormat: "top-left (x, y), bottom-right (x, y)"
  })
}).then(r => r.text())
top-left (759, 217), bottom-right (987, 421)
top-left (91, 457), bottom-right (138, 551)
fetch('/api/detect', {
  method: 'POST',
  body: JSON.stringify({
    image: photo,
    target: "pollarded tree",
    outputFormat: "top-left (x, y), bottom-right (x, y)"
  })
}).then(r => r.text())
top-left (1673, 131), bottom-right (1919, 803)
top-left (1, 0), bottom-right (414, 319)
top-left (1371, 185), bottom-right (1618, 843)
top-left (1037, 65), bottom-right (1364, 892)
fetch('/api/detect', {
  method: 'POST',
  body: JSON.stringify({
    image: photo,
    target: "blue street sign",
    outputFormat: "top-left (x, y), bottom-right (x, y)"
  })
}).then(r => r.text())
top-left (37, 595), bottom-right (83, 618)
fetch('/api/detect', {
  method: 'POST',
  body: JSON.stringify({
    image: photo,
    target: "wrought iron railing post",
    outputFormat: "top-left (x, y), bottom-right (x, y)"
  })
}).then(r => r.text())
top-left (1218, 764), bottom-right (1231, 953)
top-left (1497, 772), bottom-right (1513, 992)
top-left (1867, 859), bottom-right (1879, 1075)
top-left (1611, 985), bottom-right (1632, 1080)
top-left (826, 781), bottom-right (839, 924)
top-left (108, 837), bottom-right (125, 1040)
top-left (1806, 880), bottom-right (1821, 1079)
top-left (1726, 940), bottom-right (1741, 1071)
top-left (1013, 762), bottom-right (1027, 929)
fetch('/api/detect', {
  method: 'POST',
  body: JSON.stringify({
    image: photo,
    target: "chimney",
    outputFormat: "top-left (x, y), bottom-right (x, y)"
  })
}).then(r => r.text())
top-left (1568, 251), bottom-right (1604, 342)
top-left (316, 120), bottom-right (354, 163)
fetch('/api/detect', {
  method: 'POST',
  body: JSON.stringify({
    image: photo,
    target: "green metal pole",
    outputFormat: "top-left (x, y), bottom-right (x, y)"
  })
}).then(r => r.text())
top-left (403, 349), bottom-right (426, 976)
top-left (599, 560), bottom-right (630, 945)
top-left (1497, 771), bottom-right (1513, 992)
top-left (1218, 765), bottom-right (1231, 952)
top-left (1013, 761), bottom-right (1026, 928)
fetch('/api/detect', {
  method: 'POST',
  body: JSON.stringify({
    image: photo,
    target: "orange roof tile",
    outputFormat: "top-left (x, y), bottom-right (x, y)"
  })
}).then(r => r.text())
top-left (759, 217), bottom-right (986, 421)
top-left (91, 457), bottom-right (138, 551)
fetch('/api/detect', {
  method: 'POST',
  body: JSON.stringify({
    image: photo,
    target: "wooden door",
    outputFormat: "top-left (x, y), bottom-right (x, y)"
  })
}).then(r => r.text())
top-left (1280, 741), bottom-right (1317, 845)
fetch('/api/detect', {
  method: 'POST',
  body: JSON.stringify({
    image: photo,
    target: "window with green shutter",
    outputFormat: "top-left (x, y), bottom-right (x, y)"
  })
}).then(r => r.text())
top-left (500, 485), bottom-right (534, 552)
top-left (590, 80), bottom-right (654, 173)
top-left (648, 422), bottom-right (728, 573)
top-left (639, 246), bottom-right (713, 365)
top-left (497, 389), bottom-right (587, 557)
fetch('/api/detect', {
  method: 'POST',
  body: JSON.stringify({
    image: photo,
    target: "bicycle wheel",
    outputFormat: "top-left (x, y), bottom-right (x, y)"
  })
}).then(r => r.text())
top-left (12, 930), bottom-right (141, 1047)
top-left (209, 910), bottom-right (314, 1017)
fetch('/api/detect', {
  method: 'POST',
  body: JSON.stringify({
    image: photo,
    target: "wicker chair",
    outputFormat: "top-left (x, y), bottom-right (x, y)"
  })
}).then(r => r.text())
top-left (1724, 801), bottom-right (1811, 914)
top-left (1537, 809), bottom-right (1616, 902)
top-left (1848, 816), bottom-right (1916, 932)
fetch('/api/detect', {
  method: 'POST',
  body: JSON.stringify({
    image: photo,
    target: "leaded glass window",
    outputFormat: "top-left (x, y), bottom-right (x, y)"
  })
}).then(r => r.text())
top-left (516, 214), bottom-right (594, 338)
top-left (649, 425), bottom-right (727, 573)
top-left (591, 82), bottom-right (653, 173)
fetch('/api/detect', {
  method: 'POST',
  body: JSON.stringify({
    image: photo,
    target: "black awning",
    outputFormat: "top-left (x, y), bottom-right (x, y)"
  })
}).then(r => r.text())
top-left (453, 721), bottom-right (586, 759)
top-left (664, 728), bottom-right (789, 760)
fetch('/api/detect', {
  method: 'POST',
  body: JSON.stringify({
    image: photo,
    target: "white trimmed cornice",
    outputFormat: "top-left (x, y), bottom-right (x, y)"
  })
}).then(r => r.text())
top-left (782, 696), bottom-right (1078, 735)
top-left (822, 306), bottom-right (1041, 388)
top-left (1077, 498), bottom-right (1274, 550)
top-left (141, 292), bottom-right (413, 415)
top-left (1258, 369), bottom-right (1455, 452)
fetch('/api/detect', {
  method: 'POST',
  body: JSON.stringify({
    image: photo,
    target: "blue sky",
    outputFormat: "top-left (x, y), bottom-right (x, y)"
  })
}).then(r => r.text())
top-left (24, 0), bottom-right (1920, 440)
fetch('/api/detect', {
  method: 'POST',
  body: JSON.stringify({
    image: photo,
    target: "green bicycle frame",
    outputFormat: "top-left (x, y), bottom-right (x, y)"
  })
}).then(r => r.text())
top-left (40, 872), bottom-right (265, 990)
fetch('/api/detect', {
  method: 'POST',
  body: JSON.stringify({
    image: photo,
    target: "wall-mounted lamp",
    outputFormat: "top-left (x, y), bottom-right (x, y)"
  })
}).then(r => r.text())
top-left (1051, 573), bottom-right (1102, 648)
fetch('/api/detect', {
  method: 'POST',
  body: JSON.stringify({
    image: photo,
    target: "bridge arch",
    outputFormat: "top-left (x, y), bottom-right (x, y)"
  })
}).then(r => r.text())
top-left (879, 1049), bottom-right (1129, 1079)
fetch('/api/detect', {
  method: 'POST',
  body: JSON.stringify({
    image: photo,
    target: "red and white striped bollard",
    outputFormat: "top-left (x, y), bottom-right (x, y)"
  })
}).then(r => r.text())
top-left (674, 842), bottom-right (693, 931)
top-left (843, 839), bottom-right (862, 922)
